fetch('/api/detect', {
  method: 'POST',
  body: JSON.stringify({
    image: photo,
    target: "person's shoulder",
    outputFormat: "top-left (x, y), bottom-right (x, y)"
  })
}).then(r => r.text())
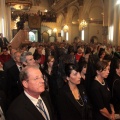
top-left (8, 93), bottom-right (26, 109)
top-left (58, 84), bottom-right (69, 94)
top-left (91, 80), bottom-right (101, 89)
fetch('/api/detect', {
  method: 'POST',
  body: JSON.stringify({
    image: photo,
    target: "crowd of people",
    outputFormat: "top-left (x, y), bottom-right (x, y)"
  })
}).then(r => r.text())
top-left (0, 35), bottom-right (120, 120)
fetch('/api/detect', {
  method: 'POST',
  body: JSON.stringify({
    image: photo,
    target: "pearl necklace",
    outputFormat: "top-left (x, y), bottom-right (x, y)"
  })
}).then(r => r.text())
top-left (95, 76), bottom-right (105, 86)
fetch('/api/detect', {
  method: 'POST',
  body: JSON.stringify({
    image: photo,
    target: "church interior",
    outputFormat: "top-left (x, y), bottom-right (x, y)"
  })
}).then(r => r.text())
top-left (0, 0), bottom-right (119, 47)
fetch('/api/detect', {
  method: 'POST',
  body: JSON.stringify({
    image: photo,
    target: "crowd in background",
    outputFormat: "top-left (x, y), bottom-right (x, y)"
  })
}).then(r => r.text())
top-left (0, 35), bottom-right (120, 120)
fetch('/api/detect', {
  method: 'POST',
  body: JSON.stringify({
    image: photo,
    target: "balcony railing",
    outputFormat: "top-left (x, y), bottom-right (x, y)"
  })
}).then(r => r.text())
top-left (5, 0), bottom-right (32, 6)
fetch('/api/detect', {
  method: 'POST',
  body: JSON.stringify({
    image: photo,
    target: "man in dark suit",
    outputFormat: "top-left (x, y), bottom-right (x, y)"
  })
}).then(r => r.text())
top-left (0, 33), bottom-right (9, 49)
top-left (6, 65), bottom-right (54, 120)
top-left (6, 51), bottom-right (23, 108)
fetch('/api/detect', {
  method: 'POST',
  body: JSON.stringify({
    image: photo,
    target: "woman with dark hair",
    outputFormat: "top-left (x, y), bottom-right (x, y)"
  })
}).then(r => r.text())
top-left (57, 63), bottom-right (92, 120)
top-left (98, 48), bottom-right (106, 61)
top-left (91, 60), bottom-right (115, 120)
top-left (78, 61), bottom-right (87, 87)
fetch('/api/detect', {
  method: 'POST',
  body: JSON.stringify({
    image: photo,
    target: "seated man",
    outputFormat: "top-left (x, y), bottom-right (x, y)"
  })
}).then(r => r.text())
top-left (6, 65), bottom-right (55, 120)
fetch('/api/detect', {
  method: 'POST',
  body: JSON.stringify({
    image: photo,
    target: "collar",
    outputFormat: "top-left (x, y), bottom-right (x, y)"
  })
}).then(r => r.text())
top-left (24, 91), bottom-right (42, 106)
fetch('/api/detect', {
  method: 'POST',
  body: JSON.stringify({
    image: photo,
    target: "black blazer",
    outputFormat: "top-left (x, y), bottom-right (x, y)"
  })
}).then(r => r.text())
top-left (57, 84), bottom-right (92, 120)
top-left (6, 91), bottom-right (54, 120)
top-left (3, 58), bottom-right (15, 71)
top-left (6, 64), bottom-right (23, 107)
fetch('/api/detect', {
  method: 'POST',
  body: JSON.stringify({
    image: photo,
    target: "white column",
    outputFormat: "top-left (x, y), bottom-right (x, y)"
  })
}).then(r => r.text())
top-left (0, 0), bottom-right (5, 36)
top-left (6, 6), bottom-right (11, 41)
top-left (0, 0), bottom-right (11, 41)
top-left (113, 0), bottom-right (119, 46)
top-left (108, 0), bottom-right (114, 44)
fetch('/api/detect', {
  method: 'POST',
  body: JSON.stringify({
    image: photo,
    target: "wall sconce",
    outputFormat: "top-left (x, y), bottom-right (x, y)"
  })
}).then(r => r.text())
top-left (79, 19), bottom-right (87, 30)
top-left (47, 29), bottom-right (52, 36)
top-left (53, 28), bottom-right (57, 33)
top-left (63, 25), bottom-right (69, 32)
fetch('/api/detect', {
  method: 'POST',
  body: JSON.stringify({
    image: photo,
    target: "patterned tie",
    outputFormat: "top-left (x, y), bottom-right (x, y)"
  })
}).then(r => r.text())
top-left (36, 99), bottom-right (49, 120)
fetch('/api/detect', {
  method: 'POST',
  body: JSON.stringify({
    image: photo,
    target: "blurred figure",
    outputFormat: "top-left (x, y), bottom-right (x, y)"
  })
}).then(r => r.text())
top-left (75, 47), bottom-right (83, 63)
top-left (98, 48), bottom-right (106, 61)
top-left (0, 33), bottom-right (9, 49)
top-left (112, 59), bottom-right (120, 115)
top-left (0, 47), bottom-right (11, 65)
top-left (3, 48), bottom-right (17, 71)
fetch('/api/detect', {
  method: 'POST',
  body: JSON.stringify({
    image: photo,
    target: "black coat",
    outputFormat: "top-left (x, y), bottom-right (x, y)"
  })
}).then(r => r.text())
top-left (6, 64), bottom-right (23, 107)
top-left (57, 84), bottom-right (92, 120)
top-left (6, 92), bottom-right (54, 120)
top-left (112, 74), bottom-right (120, 114)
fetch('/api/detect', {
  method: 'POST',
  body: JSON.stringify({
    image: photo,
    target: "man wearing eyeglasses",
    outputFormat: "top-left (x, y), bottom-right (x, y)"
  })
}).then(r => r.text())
top-left (6, 65), bottom-right (55, 120)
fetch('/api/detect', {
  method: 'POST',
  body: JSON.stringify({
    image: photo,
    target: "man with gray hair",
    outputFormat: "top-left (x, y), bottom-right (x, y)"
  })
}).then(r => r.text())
top-left (20, 51), bottom-right (36, 67)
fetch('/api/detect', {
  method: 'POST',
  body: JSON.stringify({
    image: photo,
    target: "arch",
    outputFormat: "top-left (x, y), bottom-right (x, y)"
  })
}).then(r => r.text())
top-left (82, 0), bottom-right (103, 20)
top-left (90, 36), bottom-right (98, 43)
top-left (57, 13), bottom-right (65, 27)
top-left (66, 5), bottom-right (79, 23)
top-left (42, 31), bottom-right (49, 42)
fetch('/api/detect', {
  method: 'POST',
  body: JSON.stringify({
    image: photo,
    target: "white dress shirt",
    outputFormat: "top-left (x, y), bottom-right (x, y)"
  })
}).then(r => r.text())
top-left (24, 91), bottom-right (50, 120)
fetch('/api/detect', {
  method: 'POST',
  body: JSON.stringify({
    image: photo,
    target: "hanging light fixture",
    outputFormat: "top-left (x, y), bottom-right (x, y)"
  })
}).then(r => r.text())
top-left (79, 19), bottom-right (88, 29)
top-left (63, 25), bottom-right (69, 32)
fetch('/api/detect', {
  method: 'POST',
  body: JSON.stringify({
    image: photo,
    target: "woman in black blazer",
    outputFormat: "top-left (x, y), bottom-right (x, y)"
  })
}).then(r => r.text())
top-left (57, 63), bottom-right (92, 120)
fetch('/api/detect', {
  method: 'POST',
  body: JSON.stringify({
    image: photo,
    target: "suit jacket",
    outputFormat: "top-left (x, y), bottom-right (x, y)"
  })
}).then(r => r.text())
top-left (57, 84), bottom-right (92, 120)
top-left (3, 58), bottom-right (15, 71)
top-left (6, 92), bottom-right (54, 120)
top-left (6, 64), bottom-right (23, 107)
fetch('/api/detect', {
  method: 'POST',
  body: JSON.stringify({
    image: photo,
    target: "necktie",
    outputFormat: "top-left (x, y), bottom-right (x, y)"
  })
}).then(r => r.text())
top-left (19, 66), bottom-right (22, 71)
top-left (36, 99), bottom-right (49, 120)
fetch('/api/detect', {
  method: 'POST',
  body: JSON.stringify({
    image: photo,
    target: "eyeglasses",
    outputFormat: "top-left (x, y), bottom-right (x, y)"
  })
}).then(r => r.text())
top-left (27, 76), bottom-right (44, 81)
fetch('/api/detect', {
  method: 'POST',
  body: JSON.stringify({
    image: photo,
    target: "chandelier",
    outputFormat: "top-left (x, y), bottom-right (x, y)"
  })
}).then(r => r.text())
top-left (63, 25), bottom-right (69, 32)
top-left (79, 19), bottom-right (88, 29)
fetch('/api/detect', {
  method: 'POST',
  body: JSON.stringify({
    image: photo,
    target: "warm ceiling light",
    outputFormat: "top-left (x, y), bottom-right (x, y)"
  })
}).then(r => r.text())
top-left (53, 28), bottom-right (57, 33)
top-left (63, 25), bottom-right (69, 32)
top-left (80, 19), bottom-right (88, 29)
top-left (44, 9), bottom-right (48, 12)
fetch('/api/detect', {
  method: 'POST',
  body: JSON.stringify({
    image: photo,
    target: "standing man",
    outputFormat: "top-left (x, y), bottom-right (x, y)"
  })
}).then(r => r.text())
top-left (6, 51), bottom-right (23, 108)
top-left (6, 65), bottom-right (54, 120)
top-left (0, 33), bottom-right (9, 49)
